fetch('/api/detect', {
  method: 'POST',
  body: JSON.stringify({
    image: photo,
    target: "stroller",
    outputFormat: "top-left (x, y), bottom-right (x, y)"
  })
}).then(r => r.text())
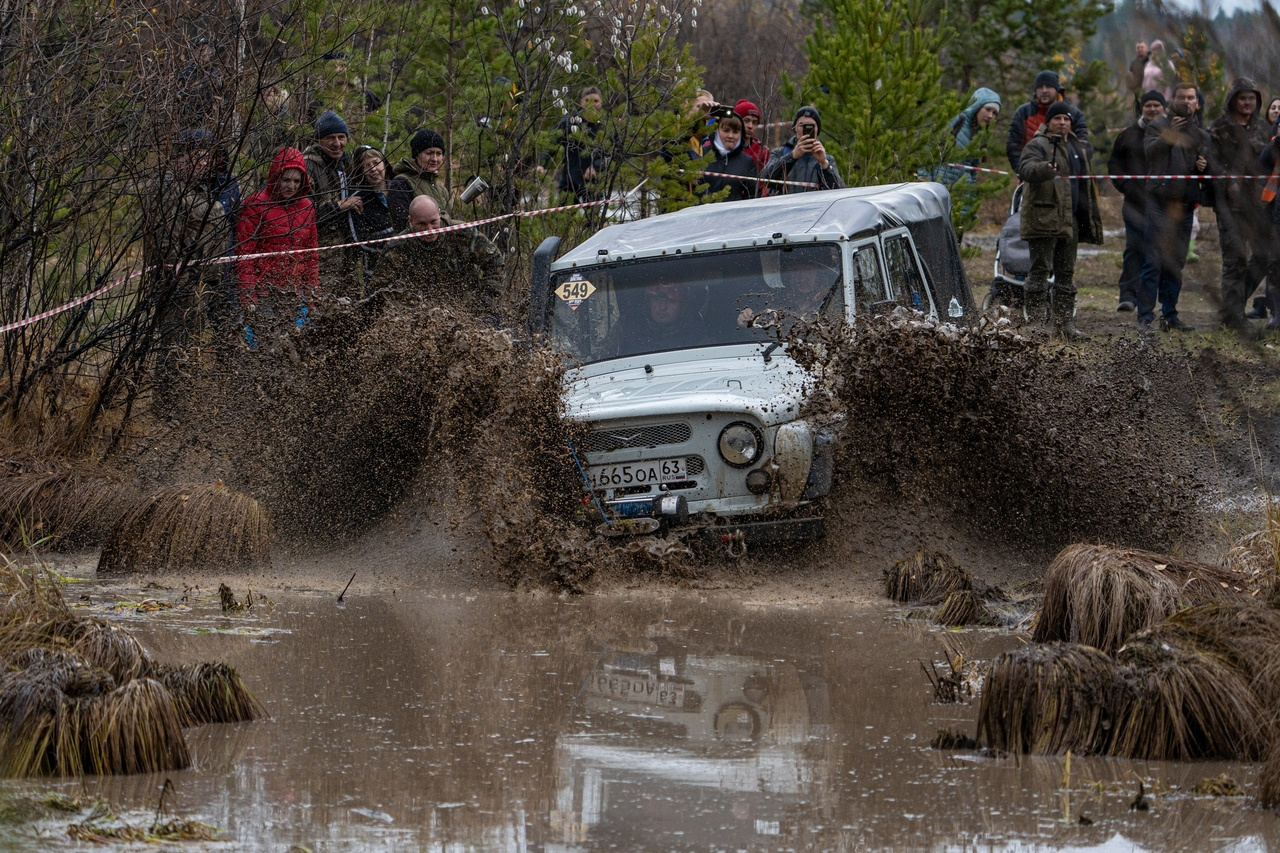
top-left (982, 184), bottom-right (1054, 320)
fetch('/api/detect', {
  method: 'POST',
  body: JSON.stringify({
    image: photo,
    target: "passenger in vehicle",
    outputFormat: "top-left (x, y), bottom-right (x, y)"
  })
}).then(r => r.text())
top-left (736, 255), bottom-right (841, 327)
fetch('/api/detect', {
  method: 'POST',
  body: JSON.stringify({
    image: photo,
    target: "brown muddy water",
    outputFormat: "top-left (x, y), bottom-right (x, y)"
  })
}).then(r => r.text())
top-left (2, 579), bottom-right (1279, 851)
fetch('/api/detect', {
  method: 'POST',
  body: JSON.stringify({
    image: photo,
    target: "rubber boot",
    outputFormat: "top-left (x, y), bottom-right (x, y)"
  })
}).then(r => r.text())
top-left (1185, 237), bottom-right (1199, 263)
top-left (1053, 293), bottom-right (1091, 341)
top-left (1023, 289), bottom-right (1049, 328)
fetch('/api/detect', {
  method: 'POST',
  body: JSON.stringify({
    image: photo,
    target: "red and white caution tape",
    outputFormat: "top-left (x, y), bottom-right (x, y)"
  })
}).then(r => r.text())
top-left (947, 163), bottom-right (1271, 180)
top-left (0, 270), bottom-right (147, 335)
top-left (0, 185), bottom-right (644, 336)
top-left (685, 168), bottom-right (820, 189)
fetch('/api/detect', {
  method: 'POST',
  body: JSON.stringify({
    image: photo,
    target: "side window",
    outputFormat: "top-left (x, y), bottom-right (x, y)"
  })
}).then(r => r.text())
top-left (884, 234), bottom-right (929, 313)
top-left (851, 244), bottom-right (889, 309)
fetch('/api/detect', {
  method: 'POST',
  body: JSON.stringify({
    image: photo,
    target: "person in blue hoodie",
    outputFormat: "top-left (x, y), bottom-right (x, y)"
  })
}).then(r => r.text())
top-left (696, 113), bottom-right (758, 202)
top-left (936, 87), bottom-right (1002, 186)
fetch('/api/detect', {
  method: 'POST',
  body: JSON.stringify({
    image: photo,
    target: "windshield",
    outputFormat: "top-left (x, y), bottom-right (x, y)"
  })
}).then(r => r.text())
top-left (549, 244), bottom-right (844, 364)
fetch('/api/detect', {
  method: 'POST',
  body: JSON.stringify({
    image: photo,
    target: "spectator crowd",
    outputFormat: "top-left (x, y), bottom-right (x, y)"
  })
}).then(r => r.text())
top-left (162, 40), bottom-right (1280, 353)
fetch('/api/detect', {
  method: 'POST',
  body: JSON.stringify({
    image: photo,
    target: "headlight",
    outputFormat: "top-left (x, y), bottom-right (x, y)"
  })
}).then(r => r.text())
top-left (718, 422), bottom-right (763, 468)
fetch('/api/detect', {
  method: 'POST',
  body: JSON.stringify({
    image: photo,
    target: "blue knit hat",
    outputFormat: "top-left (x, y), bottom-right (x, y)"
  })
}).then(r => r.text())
top-left (315, 110), bottom-right (349, 139)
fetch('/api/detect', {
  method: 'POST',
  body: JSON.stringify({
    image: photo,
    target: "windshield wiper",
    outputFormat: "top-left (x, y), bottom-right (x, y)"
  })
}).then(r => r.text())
top-left (761, 341), bottom-right (781, 363)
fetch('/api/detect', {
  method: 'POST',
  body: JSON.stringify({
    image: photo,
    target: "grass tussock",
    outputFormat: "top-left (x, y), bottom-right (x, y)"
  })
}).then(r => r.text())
top-left (934, 589), bottom-right (993, 627)
top-left (1110, 632), bottom-right (1269, 761)
top-left (0, 559), bottom-right (264, 778)
top-left (97, 482), bottom-right (271, 574)
top-left (156, 662), bottom-right (266, 726)
top-left (1033, 544), bottom-right (1248, 654)
top-left (885, 550), bottom-right (970, 604)
top-left (977, 642), bottom-right (1119, 755)
top-left (0, 470), bottom-right (137, 551)
top-left (1259, 742), bottom-right (1280, 809)
top-left (978, 606), bottom-right (1275, 761)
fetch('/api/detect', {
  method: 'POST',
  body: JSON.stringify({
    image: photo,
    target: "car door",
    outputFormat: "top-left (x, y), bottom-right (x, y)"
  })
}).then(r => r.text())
top-left (881, 228), bottom-right (938, 317)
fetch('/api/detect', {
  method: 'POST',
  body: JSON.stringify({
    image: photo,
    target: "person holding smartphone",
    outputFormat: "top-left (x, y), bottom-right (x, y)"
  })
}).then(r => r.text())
top-left (760, 106), bottom-right (843, 194)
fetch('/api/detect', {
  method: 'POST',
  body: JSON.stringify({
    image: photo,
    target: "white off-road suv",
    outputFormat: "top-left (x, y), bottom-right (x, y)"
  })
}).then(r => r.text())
top-left (529, 183), bottom-right (972, 547)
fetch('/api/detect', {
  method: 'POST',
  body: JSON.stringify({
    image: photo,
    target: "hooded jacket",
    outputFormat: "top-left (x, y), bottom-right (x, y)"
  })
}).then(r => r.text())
top-left (388, 158), bottom-right (452, 231)
top-left (235, 147), bottom-right (319, 305)
top-left (698, 132), bottom-right (758, 202)
top-left (937, 87), bottom-right (1002, 185)
top-left (1144, 110), bottom-right (1214, 206)
top-left (760, 136), bottom-right (843, 194)
top-left (1006, 87), bottom-right (1088, 172)
top-left (1017, 123), bottom-right (1102, 244)
top-left (1209, 77), bottom-right (1270, 211)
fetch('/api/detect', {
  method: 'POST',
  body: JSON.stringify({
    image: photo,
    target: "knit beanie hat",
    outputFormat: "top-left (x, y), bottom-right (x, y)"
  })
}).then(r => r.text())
top-left (411, 128), bottom-right (445, 158)
top-left (1140, 90), bottom-right (1167, 107)
top-left (793, 105), bottom-right (821, 134)
top-left (1034, 70), bottom-right (1061, 91)
top-left (734, 99), bottom-right (762, 120)
top-left (1045, 101), bottom-right (1073, 122)
top-left (315, 110), bottom-right (349, 139)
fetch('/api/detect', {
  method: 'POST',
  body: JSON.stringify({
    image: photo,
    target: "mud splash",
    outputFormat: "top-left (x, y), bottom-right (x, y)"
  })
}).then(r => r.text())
top-left (792, 311), bottom-right (1205, 554)
top-left (158, 302), bottom-right (1218, 590)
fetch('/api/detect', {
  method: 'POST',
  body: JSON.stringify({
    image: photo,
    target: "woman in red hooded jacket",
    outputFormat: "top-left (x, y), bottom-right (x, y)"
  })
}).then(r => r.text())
top-left (235, 147), bottom-right (319, 308)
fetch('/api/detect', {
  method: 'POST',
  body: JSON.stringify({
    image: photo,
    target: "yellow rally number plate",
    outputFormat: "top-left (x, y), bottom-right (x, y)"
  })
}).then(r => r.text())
top-left (554, 278), bottom-right (596, 310)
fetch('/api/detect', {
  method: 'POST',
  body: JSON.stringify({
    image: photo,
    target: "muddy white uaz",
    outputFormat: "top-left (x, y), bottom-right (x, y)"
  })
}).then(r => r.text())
top-left (529, 184), bottom-right (973, 548)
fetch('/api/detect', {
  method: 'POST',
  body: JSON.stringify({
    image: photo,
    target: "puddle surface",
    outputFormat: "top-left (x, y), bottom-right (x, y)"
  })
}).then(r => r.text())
top-left (3, 582), bottom-right (1278, 851)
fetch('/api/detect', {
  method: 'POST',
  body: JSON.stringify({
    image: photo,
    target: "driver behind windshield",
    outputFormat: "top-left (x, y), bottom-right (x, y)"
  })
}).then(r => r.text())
top-left (603, 281), bottom-right (709, 357)
top-left (737, 254), bottom-right (841, 328)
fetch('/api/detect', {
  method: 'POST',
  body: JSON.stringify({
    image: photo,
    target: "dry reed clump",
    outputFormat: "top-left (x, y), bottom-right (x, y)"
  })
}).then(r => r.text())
top-left (0, 470), bottom-right (138, 550)
top-left (1258, 742), bottom-right (1280, 809)
top-left (1032, 544), bottom-right (1249, 654)
top-left (96, 482), bottom-right (271, 574)
top-left (0, 562), bottom-right (264, 778)
top-left (977, 642), bottom-right (1120, 755)
top-left (154, 663), bottom-right (266, 727)
top-left (1110, 632), bottom-right (1268, 761)
top-left (885, 551), bottom-right (971, 604)
top-left (934, 589), bottom-right (994, 627)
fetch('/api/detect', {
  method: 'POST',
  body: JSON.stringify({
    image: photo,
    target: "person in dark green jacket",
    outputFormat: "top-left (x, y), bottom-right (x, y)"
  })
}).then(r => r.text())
top-left (1017, 101), bottom-right (1103, 340)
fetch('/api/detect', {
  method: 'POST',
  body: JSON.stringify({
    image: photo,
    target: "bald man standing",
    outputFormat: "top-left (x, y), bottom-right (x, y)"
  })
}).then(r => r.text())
top-left (368, 196), bottom-right (504, 321)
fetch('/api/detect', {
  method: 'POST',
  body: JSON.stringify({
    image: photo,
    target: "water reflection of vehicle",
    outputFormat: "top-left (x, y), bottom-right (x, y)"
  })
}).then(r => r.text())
top-left (528, 184), bottom-right (974, 547)
top-left (547, 642), bottom-right (834, 851)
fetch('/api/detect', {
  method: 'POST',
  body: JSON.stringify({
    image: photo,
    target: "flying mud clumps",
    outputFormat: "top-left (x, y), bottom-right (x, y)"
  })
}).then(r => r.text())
top-left (174, 301), bottom-right (608, 588)
top-left (789, 310), bottom-right (1203, 552)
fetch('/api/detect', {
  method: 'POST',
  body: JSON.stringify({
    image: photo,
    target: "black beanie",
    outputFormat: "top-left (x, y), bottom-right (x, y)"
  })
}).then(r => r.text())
top-left (1140, 90), bottom-right (1167, 107)
top-left (314, 110), bottom-right (348, 139)
top-left (1045, 101), bottom-right (1072, 123)
top-left (1034, 70), bottom-right (1061, 92)
top-left (411, 128), bottom-right (445, 158)
top-left (793, 106), bottom-right (821, 135)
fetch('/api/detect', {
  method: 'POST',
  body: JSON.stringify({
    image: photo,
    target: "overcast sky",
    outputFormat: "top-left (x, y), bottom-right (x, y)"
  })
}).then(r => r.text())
top-left (1164, 0), bottom-right (1270, 12)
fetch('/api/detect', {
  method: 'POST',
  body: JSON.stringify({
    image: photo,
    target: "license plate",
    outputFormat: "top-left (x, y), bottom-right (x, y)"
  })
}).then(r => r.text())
top-left (590, 673), bottom-right (685, 707)
top-left (587, 457), bottom-right (687, 490)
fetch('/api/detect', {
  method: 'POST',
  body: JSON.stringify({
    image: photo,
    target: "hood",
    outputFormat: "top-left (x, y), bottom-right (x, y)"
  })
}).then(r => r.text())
top-left (963, 87), bottom-right (1002, 122)
top-left (265, 146), bottom-right (311, 197)
top-left (564, 345), bottom-right (811, 427)
top-left (1224, 77), bottom-right (1265, 123)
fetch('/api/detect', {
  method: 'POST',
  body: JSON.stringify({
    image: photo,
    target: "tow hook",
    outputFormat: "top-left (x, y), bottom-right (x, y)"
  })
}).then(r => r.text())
top-left (721, 529), bottom-right (748, 558)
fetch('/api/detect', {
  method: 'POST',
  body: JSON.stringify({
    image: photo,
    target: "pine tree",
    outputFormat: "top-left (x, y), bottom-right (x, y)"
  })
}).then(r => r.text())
top-left (796, 0), bottom-right (961, 185)
top-left (938, 0), bottom-right (1114, 97)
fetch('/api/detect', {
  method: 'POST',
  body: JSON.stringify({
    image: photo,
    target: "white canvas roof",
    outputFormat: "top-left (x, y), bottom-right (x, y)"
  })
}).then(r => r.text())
top-left (553, 182), bottom-right (955, 270)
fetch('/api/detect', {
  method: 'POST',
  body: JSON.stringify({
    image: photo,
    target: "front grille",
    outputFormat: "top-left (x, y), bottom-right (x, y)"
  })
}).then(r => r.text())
top-left (686, 456), bottom-right (705, 475)
top-left (582, 422), bottom-right (691, 453)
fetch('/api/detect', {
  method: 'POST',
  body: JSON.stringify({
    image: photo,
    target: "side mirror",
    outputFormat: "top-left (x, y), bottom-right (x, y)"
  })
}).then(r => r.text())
top-left (527, 236), bottom-right (562, 339)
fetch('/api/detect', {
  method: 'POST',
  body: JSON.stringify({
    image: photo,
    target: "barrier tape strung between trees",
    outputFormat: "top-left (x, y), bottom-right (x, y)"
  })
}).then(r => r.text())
top-left (0, 187), bottom-right (643, 337)
top-left (684, 168), bottom-right (820, 189)
top-left (947, 163), bottom-right (1272, 180)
